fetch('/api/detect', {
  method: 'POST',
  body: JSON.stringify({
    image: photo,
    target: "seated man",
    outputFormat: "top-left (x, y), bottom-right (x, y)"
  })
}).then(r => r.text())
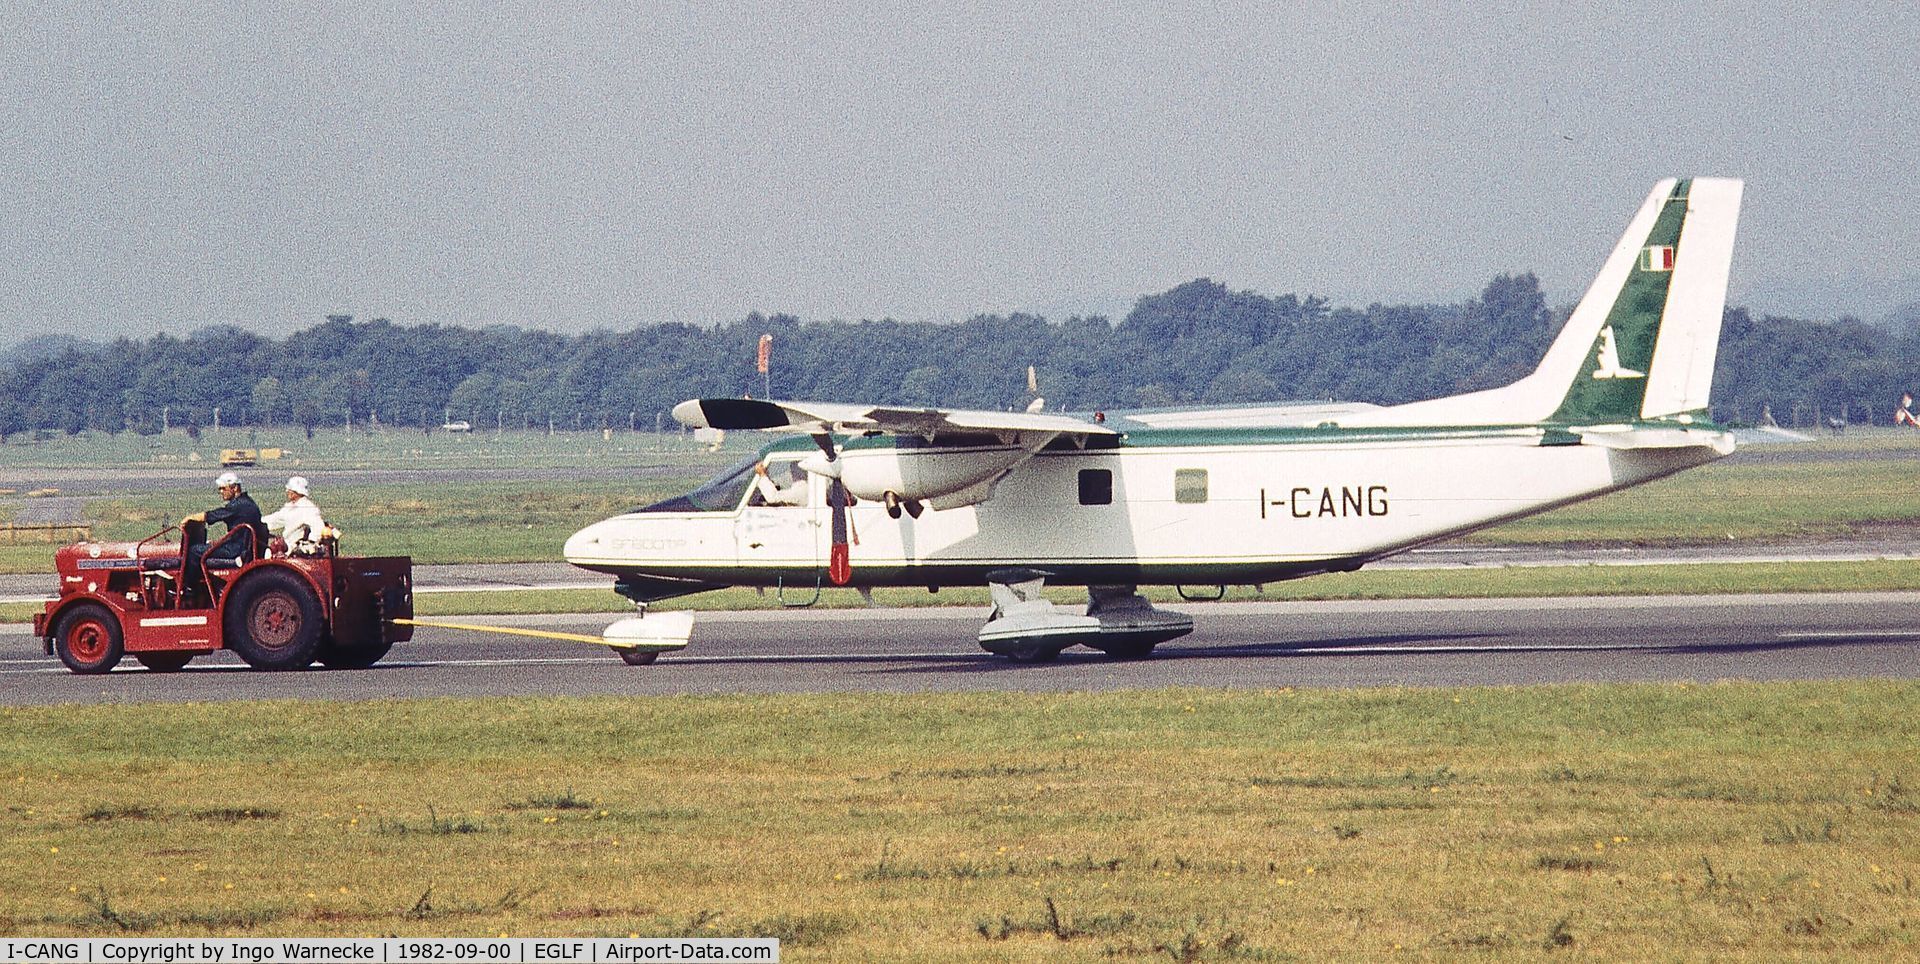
top-left (263, 475), bottom-right (329, 555)
top-left (751, 460), bottom-right (810, 506)
top-left (182, 472), bottom-right (266, 592)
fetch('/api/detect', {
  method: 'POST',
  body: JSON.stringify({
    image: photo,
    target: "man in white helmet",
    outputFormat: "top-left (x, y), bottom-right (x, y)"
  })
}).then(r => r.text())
top-left (181, 471), bottom-right (266, 596)
top-left (262, 475), bottom-right (330, 555)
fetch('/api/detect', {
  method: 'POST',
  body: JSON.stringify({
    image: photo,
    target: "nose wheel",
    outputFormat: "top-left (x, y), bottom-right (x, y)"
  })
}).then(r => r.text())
top-left (602, 607), bottom-right (694, 666)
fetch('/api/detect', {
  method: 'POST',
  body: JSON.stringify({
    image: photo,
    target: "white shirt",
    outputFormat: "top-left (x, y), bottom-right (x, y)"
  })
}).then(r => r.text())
top-left (263, 495), bottom-right (327, 545)
top-left (753, 472), bottom-right (810, 507)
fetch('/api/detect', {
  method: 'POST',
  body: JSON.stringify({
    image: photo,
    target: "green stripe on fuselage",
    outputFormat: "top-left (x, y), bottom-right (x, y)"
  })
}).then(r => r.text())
top-left (750, 418), bottom-right (1725, 459)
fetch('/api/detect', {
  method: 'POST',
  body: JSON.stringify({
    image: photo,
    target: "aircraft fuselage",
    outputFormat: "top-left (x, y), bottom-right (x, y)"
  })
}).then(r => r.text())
top-left (563, 424), bottom-right (1728, 599)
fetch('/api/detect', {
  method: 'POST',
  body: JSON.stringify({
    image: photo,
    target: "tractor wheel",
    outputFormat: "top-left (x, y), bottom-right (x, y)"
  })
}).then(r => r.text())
top-left (317, 637), bottom-right (394, 669)
top-left (223, 569), bottom-right (324, 670)
top-left (614, 647), bottom-right (659, 666)
top-left (134, 653), bottom-right (194, 672)
top-left (54, 603), bottom-right (124, 675)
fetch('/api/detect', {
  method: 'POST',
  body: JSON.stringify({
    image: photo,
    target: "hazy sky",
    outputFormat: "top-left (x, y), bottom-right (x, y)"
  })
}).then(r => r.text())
top-left (4, 2), bottom-right (1916, 344)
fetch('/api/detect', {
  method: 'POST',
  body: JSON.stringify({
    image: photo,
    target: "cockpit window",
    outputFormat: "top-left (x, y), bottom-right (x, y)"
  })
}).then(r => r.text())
top-left (634, 454), bottom-right (761, 513)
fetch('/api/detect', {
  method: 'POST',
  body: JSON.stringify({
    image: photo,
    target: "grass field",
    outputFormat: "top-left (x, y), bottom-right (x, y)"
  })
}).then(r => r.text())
top-left (4, 433), bottom-right (1920, 576)
top-left (3, 432), bottom-right (1920, 564)
top-left (0, 477), bottom-right (709, 575)
top-left (3, 684), bottom-right (1917, 957)
top-left (3, 428), bottom-right (1920, 578)
top-left (1482, 452), bottom-right (1920, 545)
top-left (0, 427), bottom-right (735, 573)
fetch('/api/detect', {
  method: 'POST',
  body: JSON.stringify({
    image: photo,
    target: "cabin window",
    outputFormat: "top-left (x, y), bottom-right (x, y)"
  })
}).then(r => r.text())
top-left (745, 459), bottom-right (810, 507)
top-left (1078, 469), bottom-right (1112, 506)
top-left (635, 454), bottom-right (760, 513)
top-left (1174, 468), bottom-right (1209, 504)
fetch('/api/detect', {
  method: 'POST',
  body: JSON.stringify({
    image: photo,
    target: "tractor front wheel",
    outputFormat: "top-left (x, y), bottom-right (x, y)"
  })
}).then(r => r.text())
top-left (54, 603), bottom-right (124, 675)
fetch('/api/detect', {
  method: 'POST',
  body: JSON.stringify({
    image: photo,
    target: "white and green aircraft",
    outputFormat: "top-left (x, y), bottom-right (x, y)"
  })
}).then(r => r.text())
top-left (566, 177), bottom-right (1744, 663)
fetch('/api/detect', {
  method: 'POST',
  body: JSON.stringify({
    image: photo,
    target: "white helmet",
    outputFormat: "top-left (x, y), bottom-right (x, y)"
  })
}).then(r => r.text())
top-left (214, 472), bottom-right (241, 488)
top-left (285, 476), bottom-right (310, 496)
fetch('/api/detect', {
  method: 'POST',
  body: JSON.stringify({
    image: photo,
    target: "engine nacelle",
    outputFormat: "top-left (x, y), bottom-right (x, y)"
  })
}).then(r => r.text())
top-left (801, 444), bottom-right (1032, 508)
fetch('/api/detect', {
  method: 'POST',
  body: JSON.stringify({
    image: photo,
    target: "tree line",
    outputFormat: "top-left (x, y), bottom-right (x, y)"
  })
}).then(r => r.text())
top-left (3, 275), bottom-right (1914, 441)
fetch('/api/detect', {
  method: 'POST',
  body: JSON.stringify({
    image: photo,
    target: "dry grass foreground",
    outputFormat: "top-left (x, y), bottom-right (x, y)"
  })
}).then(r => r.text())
top-left (3, 683), bottom-right (1918, 959)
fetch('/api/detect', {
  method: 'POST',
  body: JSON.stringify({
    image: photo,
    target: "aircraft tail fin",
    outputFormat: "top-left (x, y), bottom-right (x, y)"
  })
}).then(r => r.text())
top-left (1548, 177), bottom-right (1744, 424)
top-left (1349, 178), bottom-right (1744, 427)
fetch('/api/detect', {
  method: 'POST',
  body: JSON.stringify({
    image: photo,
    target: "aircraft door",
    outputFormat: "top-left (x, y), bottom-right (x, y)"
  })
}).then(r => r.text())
top-left (734, 457), bottom-right (822, 572)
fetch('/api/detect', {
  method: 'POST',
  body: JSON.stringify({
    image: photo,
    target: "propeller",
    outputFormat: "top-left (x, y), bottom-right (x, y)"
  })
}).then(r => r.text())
top-left (812, 432), bottom-right (856, 586)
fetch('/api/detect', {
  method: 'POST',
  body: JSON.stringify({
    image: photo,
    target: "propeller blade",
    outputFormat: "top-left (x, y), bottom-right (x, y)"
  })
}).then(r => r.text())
top-left (828, 477), bottom-right (852, 586)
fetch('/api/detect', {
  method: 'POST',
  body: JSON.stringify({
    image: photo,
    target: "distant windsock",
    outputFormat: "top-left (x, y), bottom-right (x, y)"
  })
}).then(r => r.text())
top-left (756, 334), bottom-right (772, 374)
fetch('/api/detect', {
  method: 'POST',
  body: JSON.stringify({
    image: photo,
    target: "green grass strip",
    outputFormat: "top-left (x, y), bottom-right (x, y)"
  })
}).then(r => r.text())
top-left (2, 683), bottom-right (1917, 957)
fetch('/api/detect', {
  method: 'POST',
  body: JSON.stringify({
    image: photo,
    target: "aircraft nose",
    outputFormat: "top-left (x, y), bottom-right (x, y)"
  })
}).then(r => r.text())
top-left (563, 520), bottom-right (608, 564)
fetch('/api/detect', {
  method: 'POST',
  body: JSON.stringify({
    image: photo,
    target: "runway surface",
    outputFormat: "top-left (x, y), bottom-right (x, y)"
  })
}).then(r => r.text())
top-left (5, 592), bottom-right (1918, 705)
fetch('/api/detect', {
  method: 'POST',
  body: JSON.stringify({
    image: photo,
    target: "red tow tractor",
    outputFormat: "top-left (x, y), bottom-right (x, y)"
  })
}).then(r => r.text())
top-left (34, 523), bottom-right (414, 673)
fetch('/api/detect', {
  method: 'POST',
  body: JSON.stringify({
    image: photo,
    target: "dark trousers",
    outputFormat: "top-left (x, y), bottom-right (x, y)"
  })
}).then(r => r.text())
top-left (183, 529), bottom-right (247, 592)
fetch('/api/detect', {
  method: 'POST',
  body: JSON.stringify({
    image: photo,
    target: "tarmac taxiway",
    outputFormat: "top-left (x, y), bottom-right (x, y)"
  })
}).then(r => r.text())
top-left (5, 591), bottom-right (1917, 705)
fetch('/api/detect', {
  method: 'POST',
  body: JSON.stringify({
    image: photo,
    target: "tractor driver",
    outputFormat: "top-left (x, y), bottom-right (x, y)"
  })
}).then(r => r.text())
top-left (181, 471), bottom-right (267, 587)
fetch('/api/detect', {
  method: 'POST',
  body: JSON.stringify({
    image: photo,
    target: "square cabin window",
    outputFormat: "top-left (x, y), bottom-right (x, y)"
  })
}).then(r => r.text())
top-left (1174, 468), bottom-right (1209, 504)
top-left (1078, 469), bottom-right (1113, 505)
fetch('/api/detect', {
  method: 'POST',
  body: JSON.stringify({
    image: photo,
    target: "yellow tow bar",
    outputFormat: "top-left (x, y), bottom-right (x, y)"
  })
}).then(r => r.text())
top-left (390, 617), bottom-right (639, 649)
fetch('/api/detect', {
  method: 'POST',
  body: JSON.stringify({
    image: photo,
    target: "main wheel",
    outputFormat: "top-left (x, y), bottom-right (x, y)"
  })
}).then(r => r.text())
top-left (1000, 643), bottom-right (1064, 664)
top-left (134, 653), bottom-right (194, 672)
top-left (614, 647), bottom-right (659, 666)
top-left (223, 569), bottom-right (324, 670)
top-left (54, 603), bottom-right (124, 674)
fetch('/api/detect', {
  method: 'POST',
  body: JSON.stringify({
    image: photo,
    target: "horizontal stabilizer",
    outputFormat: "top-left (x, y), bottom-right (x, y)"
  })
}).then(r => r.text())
top-left (1577, 427), bottom-right (1736, 455)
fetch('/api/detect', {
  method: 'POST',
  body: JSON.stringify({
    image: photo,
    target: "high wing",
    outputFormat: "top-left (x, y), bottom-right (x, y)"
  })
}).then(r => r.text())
top-left (671, 397), bottom-right (1118, 439)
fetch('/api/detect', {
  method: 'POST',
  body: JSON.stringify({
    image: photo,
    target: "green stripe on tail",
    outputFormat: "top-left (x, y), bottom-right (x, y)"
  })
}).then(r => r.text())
top-left (1549, 179), bottom-right (1691, 424)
